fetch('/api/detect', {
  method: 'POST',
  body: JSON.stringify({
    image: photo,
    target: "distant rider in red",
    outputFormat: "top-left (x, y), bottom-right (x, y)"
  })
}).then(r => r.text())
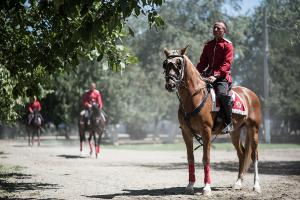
top-left (28, 96), bottom-right (42, 125)
top-left (196, 21), bottom-right (234, 134)
top-left (81, 82), bottom-right (104, 124)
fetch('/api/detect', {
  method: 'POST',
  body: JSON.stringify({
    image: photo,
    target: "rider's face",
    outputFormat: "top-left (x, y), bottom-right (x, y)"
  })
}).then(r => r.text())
top-left (90, 83), bottom-right (96, 91)
top-left (213, 22), bottom-right (226, 39)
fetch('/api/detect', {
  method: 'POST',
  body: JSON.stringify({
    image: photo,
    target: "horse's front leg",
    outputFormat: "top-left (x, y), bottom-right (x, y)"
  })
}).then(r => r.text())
top-left (202, 128), bottom-right (212, 196)
top-left (181, 128), bottom-right (195, 194)
top-left (95, 129), bottom-right (103, 158)
top-left (88, 132), bottom-right (93, 156)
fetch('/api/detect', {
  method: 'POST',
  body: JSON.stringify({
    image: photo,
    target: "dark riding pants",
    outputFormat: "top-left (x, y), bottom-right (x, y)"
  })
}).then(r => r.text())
top-left (213, 79), bottom-right (232, 125)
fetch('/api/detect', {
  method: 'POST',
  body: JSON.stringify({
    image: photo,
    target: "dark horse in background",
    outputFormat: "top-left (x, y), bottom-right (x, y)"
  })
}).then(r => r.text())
top-left (78, 103), bottom-right (107, 158)
top-left (27, 109), bottom-right (43, 146)
top-left (163, 46), bottom-right (262, 196)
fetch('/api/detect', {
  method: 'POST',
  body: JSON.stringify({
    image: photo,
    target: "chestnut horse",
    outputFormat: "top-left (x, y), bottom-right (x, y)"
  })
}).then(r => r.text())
top-left (78, 103), bottom-right (107, 158)
top-left (163, 47), bottom-right (261, 195)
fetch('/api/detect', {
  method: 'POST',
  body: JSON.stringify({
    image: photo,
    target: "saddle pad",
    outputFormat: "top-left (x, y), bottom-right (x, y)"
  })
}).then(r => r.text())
top-left (211, 89), bottom-right (248, 115)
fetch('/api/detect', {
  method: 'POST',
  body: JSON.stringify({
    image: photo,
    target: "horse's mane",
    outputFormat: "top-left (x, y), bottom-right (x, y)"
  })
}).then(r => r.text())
top-left (183, 54), bottom-right (205, 83)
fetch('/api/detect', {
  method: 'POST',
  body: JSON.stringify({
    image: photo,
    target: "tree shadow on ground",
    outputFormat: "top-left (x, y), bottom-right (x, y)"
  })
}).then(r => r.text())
top-left (83, 186), bottom-right (231, 199)
top-left (56, 155), bottom-right (86, 159)
top-left (0, 171), bottom-right (60, 194)
top-left (137, 161), bottom-right (300, 176)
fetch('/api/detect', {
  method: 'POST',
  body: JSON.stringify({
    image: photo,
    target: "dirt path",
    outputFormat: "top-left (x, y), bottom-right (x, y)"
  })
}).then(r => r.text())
top-left (0, 139), bottom-right (299, 200)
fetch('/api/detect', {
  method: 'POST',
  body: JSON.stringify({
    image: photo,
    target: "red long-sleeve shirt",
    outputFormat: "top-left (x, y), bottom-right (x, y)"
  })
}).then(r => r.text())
top-left (28, 100), bottom-right (41, 113)
top-left (196, 38), bottom-right (234, 84)
top-left (82, 89), bottom-right (103, 109)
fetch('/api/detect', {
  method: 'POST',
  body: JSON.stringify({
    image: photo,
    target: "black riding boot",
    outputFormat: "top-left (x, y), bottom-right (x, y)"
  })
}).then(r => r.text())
top-left (219, 95), bottom-right (234, 134)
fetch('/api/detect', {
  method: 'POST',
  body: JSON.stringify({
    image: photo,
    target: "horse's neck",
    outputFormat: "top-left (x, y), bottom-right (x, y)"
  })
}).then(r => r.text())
top-left (178, 56), bottom-right (206, 111)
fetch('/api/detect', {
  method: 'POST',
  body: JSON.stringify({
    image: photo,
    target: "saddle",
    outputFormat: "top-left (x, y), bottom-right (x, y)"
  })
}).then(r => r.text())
top-left (211, 89), bottom-right (247, 115)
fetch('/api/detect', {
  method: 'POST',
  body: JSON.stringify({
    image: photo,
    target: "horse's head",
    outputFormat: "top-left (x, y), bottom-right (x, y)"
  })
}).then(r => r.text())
top-left (91, 102), bottom-right (100, 116)
top-left (163, 46), bottom-right (188, 92)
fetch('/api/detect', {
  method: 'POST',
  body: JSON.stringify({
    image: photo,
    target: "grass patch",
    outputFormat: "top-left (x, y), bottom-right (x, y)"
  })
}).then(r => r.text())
top-left (104, 143), bottom-right (300, 151)
top-left (0, 164), bottom-right (25, 175)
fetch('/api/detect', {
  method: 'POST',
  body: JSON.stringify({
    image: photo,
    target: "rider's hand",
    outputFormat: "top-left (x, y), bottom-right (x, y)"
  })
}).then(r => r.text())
top-left (208, 76), bottom-right (217, 83)
top-left (87, 104), bottom-right (92, 108)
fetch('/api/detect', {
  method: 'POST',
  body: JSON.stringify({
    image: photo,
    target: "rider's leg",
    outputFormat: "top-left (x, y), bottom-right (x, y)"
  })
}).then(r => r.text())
top-left (216, 81), bottom-right (233, 133)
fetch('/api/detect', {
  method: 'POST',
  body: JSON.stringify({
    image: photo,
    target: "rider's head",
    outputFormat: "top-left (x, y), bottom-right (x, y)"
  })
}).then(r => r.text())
top-left (89, 83), bottom-right (96, 92)
top-left (213, 21), bottom-right (227, 40)
top-left (30, 95), bottom-right (37, 102)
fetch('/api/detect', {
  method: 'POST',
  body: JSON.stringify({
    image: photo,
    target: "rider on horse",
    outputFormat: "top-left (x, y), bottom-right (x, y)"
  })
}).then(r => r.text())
top-left (27, 96), bottom-right (43, 125)
top-left (80, 83), bottom-right (104, 126)
top-left (196, 21), bottom-right (234, 134)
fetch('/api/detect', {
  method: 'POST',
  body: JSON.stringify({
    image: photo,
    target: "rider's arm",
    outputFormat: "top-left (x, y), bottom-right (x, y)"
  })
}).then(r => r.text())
top-left (216, 42), bottom-right (233, 78)
top-left (28, 104), bottom-right (33, 113)
top-left (82, 93), bottom-right (90, 108)
top-left (36, 101), bottom-right (41, 111)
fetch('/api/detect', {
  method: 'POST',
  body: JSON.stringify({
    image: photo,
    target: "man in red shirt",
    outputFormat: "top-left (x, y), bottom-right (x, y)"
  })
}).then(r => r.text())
top-left (80, 83), bottom-right (104, 124)
top-left (196, 21), bottom-right (234, 133)
top-left (28, 96), bottom-right (42, 125)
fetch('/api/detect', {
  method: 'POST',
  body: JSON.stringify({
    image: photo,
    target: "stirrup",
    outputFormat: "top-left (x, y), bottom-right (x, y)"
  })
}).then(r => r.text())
top-left (222, 123), bottom-right (233, 134)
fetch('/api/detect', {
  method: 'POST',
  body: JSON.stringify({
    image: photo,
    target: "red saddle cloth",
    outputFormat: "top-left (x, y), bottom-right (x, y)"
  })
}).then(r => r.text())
top-left (211, 89), bottom-right (247, 115)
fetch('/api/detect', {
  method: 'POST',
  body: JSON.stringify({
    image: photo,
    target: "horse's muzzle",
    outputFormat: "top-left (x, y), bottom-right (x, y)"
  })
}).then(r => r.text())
top-left (165, 82), bottom-right (176, 92)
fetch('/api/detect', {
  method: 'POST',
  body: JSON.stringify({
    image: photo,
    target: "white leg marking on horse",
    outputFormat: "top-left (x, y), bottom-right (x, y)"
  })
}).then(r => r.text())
top-left (202, 183), bottom-right (212, 196)
top-left (233, 178), bottom-right (243, 190)
top-left (253, 159), bottom-right (261, 193)
top-left (185, 181), bottom-right (194, 195)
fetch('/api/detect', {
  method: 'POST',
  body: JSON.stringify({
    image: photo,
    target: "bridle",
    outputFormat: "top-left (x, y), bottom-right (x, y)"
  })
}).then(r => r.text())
top-left (163, 50), bottom-right (217, 150)
top-left (163, 52), bottom-right (186, 90)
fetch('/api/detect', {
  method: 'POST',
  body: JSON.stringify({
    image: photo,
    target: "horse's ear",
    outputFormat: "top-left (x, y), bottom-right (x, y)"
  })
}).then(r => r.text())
top-left (164, 48), bottom-right (170, 57)
top-left (180, 45), bottom-right (190, 55)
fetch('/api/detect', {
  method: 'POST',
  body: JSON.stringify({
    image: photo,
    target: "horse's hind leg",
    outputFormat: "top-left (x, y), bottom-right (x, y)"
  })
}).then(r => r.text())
top-left (88, 132), bottom-right (93, 156)
top-left (251, 125), bottom-right (261, 193)
top-left (181, 129), bottom-right (195, 194)
top-left (230, 126), bottom-right (245, 190)
top-left (37, 128), bottom-right (41, 147)
top-left (28, 129), bottom-right (31, 146)
top-left (79, 124), bottom-right (85, 154)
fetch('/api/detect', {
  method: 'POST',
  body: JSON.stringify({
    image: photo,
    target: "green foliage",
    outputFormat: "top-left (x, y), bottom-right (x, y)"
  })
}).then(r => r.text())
top-left (0, 0), bottom-right (164, 122)
top-left (238, 0), bottom-right (300, 132)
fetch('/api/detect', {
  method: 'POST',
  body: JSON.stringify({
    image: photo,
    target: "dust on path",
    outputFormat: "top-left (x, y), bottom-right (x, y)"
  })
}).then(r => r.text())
top-left (0, 140), bottom-right (299, 200)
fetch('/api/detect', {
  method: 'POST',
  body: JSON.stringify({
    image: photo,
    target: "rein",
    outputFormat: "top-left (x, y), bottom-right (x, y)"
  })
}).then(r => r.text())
top-left (164, 53), bottom-right (218, 150)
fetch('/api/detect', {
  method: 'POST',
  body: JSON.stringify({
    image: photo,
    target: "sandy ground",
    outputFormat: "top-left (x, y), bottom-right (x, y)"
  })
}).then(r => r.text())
top-left (0, 139), bottom-right (299, 200)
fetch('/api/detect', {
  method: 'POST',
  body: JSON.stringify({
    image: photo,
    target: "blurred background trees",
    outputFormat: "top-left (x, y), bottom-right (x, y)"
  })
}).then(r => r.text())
top-left (0, 0), bottom-right (299, 141)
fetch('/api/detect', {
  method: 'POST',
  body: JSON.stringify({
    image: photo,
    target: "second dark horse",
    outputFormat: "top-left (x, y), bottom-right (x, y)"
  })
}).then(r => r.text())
top-left (78, 103), bottom-right (107, 158)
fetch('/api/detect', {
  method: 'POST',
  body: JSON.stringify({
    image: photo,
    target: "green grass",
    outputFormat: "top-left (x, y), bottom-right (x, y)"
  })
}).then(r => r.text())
top-left (0, 164), bottom-right (25, 174)
top-left (25, 138), bottom-right (300, 151)
top-left (104, 142), bottom-right (300, 151)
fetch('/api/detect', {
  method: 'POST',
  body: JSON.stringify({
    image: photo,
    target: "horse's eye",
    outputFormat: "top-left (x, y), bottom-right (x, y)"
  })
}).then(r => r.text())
top-left (177, 59), bottom-right (182, 65)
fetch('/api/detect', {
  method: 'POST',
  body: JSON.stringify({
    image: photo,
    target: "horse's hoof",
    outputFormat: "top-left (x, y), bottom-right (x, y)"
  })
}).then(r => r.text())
top-left (185, 187), bottom-right (194, 195)
top-left (202, 189), bottom-right (212, 196)
top-left (233, 179), bottom-right (243, 190)
top-left (232, 183), bottom-right (242, 190)
top-left (253, 182), bottom-right (261, 193)
top-left (202, 184), bottom-right (212, 196)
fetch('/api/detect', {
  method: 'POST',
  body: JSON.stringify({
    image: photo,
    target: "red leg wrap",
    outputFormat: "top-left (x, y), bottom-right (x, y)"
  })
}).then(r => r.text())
top-left (188, 163), bottom-right (196, 182)
top-left (204, 164), bottom-right (211, 184)
top-left (96, 146), bottom-right (100, 154)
